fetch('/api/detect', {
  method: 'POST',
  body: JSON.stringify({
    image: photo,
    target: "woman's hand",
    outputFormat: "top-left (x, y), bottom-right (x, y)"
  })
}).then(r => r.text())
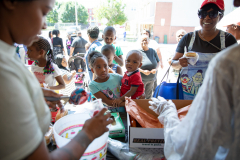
top-left (42, 88), bottom-right (64, 112)
top-left (82, 108), bottom-right (113, 141)
top-left (151, 69), bottom-right (157, 74)
top-left (142, 70), bottom-right (151, 75)
top-left (179, 57), bottom-right (189, 67)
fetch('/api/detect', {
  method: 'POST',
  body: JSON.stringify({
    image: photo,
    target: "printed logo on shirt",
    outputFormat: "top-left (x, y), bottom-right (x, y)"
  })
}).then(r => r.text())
top-left (34, 72), bottom-right (45, 84)
top-left (101, 87), bottom-right (118, 100)
top-left (124, 79), bottom-right (129, 86)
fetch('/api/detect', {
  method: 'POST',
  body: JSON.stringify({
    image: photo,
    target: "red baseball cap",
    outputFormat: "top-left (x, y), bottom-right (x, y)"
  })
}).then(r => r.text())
top-left (200, 0), bottom-right (225, 10)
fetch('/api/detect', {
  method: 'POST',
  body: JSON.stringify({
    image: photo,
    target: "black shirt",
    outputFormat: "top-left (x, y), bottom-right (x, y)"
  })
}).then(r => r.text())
top-left (71, 36), bottom-right (88, 54)
top-left (176, 30), bottom-right (237, 54)
top-left (139, 48), bottom-right (160, 81)
top-left (52, 37), bottom-right (64, 49)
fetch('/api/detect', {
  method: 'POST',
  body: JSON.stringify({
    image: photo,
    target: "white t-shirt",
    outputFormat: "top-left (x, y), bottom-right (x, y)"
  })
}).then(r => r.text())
top-left (59, 69), bottom-right (76, 96)
top-left (0, 40), bottom-right (51, 160)
top-left (31, 62), bottom-right (62, 87)
top-left (164, 43), bottom-right (240, 160)
top-left (148, 39), bottom-right (159, 51)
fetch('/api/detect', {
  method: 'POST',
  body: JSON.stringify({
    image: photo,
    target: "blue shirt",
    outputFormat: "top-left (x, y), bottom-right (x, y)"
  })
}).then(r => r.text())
top-left (89, 73), bottom-right (125, 112)
top-left (85, 41), bottom-right (102, 81)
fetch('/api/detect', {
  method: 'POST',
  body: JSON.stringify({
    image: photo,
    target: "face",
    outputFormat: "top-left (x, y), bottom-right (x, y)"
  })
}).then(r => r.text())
top-left (92, 57), bottom-right (109, 80)
top-left (141, 37), bottom-right (149, 48)
top-left (200, 8), bottom-right (220, 31)
top-left (6, 0), bottom-right (55, 46)
top-left (61, 57), bottom-right (67, 67)
top-left (142, 30), bottom-right (150, 38)
top-left (102, 50), bottom-right (114, 66)
top-left (125, 53), bottom-right (142, 72)
top-left (103, 30), bottom-right (116, 45)
top-left (177, 32), bottom-right (186, 43)
top-left (27, 45), bottom-right (41, 61)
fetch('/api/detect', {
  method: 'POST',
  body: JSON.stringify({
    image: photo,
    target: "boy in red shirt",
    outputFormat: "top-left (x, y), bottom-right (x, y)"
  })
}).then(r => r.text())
top-left (113, 50), bottom-right (144, 107)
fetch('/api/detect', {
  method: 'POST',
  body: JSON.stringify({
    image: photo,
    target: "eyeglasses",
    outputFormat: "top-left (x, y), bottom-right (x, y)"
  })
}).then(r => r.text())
top-left (198, 10), bottom-right (222, 19)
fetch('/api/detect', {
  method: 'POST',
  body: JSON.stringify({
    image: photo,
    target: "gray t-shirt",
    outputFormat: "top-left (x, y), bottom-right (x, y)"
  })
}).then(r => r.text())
top-left (71, 36), bottom-right (87, 54)
top-left (139, 48), bottom-right (160, 81)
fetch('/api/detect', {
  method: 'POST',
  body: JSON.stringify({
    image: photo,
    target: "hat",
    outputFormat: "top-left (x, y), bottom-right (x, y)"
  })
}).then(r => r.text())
top-left (200, 0), bottom-right (224, 10)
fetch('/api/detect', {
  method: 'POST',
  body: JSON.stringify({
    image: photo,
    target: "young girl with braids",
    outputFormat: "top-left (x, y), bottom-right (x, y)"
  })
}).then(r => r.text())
top-left (27, 36), bottom-right (65, 90)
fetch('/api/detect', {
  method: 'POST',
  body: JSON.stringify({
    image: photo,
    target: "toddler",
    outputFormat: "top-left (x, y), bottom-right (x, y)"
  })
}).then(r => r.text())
top-left (113, 50), bottom-right (144, 107)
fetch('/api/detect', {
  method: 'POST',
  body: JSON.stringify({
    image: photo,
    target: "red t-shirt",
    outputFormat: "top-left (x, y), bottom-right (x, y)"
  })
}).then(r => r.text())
top-left (120, 70), bottom-right (144, 99)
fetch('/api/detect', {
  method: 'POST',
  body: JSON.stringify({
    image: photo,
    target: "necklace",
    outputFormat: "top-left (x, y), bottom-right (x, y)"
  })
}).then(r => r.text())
top-left (34, 60), bottom-right (55, 75)
top-left (198, 31), bottom-right (221, 51)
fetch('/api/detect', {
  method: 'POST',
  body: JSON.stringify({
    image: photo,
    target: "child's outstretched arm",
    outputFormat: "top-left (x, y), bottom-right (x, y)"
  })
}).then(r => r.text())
top-left (114, 55), bottom-right (123, 67)
top-left (49, 75), bottom-right (65, 90)
top-left (94, 91), bottom-right (125, 107)
top-left (113, 86), bottom-right (138, 107)
top-left (62, 71), bottom-right (76, 84)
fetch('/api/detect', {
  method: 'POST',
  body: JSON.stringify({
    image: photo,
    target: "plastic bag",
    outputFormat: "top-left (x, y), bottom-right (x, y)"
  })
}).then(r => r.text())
top-left (125, 97), bottom-right (163, 128)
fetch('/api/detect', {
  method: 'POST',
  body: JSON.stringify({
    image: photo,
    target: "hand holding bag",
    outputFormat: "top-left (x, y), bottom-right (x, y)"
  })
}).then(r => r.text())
top-left (153, 63), bottom-right (183, 99)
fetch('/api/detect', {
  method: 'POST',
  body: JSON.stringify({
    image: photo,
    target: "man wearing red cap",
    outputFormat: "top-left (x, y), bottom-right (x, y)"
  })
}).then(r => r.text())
top-left (226, 22), bottom-right (240, 43)
top-left (149, 0), bottom-right (240, 160)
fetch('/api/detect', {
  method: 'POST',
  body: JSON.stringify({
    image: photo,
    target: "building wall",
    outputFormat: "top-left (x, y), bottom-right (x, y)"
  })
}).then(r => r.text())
top-left (153, 2), bottom-right (195, 44)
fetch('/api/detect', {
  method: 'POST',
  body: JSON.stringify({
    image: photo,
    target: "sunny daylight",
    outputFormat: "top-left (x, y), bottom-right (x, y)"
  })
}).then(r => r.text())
top-left (1, 0), bottom-right (240, 160)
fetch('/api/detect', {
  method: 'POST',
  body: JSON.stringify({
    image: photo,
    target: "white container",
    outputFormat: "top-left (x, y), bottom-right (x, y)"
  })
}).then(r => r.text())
top-left (53, 113), bottom-right (109, 160)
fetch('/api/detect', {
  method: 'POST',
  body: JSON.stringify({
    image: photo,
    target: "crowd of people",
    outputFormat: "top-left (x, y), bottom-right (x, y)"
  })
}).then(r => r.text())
top-left (1, 0), bottom-right (240, 159)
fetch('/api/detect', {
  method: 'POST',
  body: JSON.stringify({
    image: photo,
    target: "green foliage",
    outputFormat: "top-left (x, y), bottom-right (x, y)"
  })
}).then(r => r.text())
top-left (60, 2), bottom-right (89, 24)
top-left (94, 0), bottom-right (127, 26)
top-left (46, 2), bottom-right (60, 23)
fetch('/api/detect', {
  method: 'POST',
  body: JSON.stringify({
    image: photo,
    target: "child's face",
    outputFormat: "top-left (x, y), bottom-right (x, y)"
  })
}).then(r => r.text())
top-left (103, 30), bottom-right (116, 45)
top-left (92, 57), bottom-right (109, 80)
top-left (27, 45), bottom-right (42, 61)
top-left (102, 50), bottom-right (114, 66)
top-left (125, 53), bottom-right (142, 72)
top-left (61, 57), bottom-right (68, 67)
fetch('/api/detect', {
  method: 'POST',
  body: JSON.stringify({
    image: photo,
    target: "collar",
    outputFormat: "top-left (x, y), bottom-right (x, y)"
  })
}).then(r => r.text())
top-left (0, 40), bottom-right (16, 57)
top-left (126, 69), bottom-right (139, 77)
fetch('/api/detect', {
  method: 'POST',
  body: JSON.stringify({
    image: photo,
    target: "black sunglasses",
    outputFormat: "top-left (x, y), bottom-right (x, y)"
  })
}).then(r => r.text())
top-left (198, 10), bottom-right (222, 19)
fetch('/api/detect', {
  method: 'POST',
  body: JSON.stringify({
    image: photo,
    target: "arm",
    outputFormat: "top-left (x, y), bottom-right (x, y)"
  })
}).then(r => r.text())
top-left (94, 91), bottom-right (125, 107)
top-left (113, 86), bottom-right (138, 107)
top-left (171, 52), bottom-right (187, 70)
top-left (60, 38), bottom-right (66, 56)
top-left (25, 108), bottom-right (113, 160)
top-left (70, 47), bottom-right (74, 57)
top-left (49, 75), bottom-right (65, 90)
top-left (62, 71), bottom-right (76, 85)
top-left (151, 62), bottom-right (160, 74)
top-left (156, 48), bottom-right (163, 68)
top-left (114, 55), bottom-right (123, 67)
top-left (139, 68), bottom-right (151, 75)
top-left (116, 66), bottom-right (123, 75)
top-left (150, 59), bottom-right (233, 159)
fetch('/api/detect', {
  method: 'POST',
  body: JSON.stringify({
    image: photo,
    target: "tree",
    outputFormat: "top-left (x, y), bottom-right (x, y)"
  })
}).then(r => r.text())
top-left (94, 0), bottom-right (127, 26)
top-left (60, 2), bottom-right (88, 24)
top-left (46, 2), bottom-right (60, 23)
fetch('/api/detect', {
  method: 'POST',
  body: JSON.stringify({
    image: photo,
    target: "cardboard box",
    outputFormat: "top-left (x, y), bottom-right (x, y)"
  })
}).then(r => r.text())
top-left (109, 112), bottom-right (125, 138)
top-left (127, 99), bottom-right (192, 148)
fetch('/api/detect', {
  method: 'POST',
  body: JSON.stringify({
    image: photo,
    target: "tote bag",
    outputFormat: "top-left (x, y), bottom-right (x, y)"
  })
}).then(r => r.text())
top-left (153, 64), bottom-right (183, 99)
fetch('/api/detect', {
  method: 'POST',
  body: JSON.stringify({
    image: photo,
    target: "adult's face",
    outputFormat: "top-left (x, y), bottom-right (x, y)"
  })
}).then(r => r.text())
top-left (1, 0), bottom-right (55, 46)
top-left (176, 31), bottom-right (186, 43)
top-left (141, 37), bottom-right (149, 48)
top-left (200, 8), bottom-right (221, 32)
top-left (142, 30), bottom-right (150, 38)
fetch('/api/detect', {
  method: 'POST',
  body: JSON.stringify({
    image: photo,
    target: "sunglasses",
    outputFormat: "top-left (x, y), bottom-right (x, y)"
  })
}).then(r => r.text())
top-left (198, 10), bottom-right (222, 19)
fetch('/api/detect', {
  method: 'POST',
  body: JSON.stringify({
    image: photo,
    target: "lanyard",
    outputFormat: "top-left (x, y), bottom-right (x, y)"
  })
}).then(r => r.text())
top-left (89, 40), bottom-right (97, 49)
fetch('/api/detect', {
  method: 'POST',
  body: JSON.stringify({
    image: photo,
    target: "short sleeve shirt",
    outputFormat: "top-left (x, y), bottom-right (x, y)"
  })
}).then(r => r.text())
top-left (96, 44), bottom-right (123, 65)
top-left (71, 36), bottom-right (87, 54)
top-left (89, 73), bottom-right (122, 99)
top-left (31, 62), bottom-right (62, 87)
top-left (0, 40), bottom-right (50, 160)
top-left (140, 48), bottom-right (160, 81)
top-left (120, 70), bottom-right (144, 99)
top-left (176, 31), bottom-right (237, 53)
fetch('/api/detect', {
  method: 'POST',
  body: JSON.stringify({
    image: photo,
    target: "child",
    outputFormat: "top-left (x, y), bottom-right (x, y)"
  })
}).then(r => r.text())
top-left (55, 55), bottom-right (76, 96)
top-left (88, 51), bottom-right (125, 112)
top-left (96, 26), bottom-right (124, 67)
top-left (113, 50), bottom-right (144, 107)
top-left (27, 36), bottom-right (65, 90)
top-left (101, 44), bottom-right (123, 75)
